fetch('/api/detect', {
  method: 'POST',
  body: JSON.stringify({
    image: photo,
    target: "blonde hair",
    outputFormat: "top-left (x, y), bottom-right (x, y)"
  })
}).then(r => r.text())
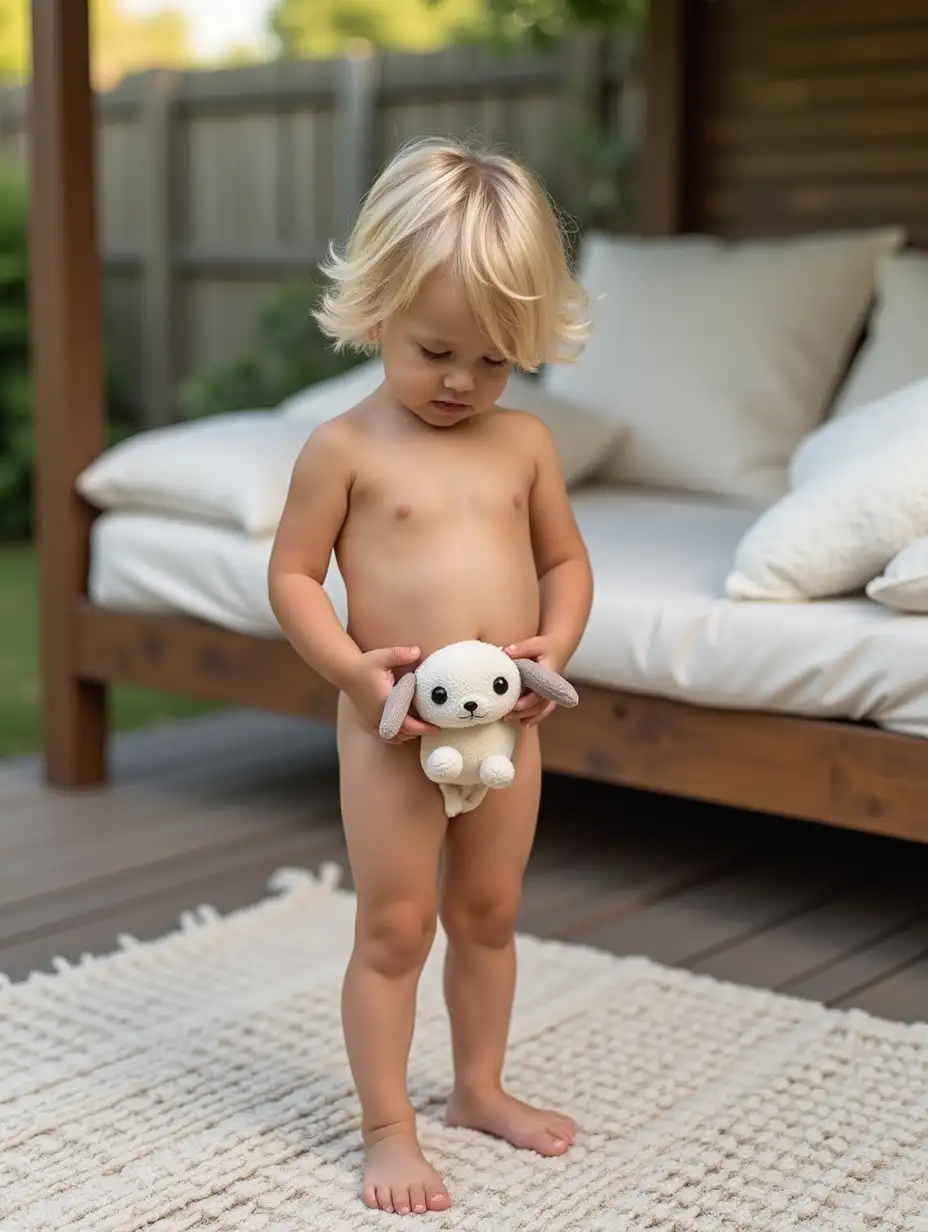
top-left (314, 136), bottom-right (590, 371)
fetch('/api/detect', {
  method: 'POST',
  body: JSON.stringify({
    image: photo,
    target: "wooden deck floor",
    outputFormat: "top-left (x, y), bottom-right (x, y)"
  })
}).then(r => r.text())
top-left (2, 710), bottom-right (927, 1023)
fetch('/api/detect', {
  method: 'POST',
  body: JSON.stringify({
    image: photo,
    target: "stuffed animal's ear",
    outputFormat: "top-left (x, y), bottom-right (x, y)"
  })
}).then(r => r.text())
top-left (516, 659), bottom-right (579, 708)
top-left (379, 672), bottom-right (417, 740)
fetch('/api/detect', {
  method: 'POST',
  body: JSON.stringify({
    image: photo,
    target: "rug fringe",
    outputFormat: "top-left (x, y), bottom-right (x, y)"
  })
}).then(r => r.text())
top-left (267, 861), bottom-right (343, 896)
top-left (0, 862), bottom-right (346, 992)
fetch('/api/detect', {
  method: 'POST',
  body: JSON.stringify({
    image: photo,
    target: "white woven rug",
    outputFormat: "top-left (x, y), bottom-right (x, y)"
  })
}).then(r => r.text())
top-left (2, 865), bottom-right (927, 1231)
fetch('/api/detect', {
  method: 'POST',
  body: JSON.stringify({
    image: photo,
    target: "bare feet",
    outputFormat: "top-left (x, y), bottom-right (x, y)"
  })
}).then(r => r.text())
top-left (445, 1087), bottom-right (576, 1157)
top-left (362, 1123), bottom-right (451, 1215)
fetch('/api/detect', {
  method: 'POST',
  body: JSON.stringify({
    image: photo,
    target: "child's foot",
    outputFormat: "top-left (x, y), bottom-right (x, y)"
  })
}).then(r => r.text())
top-left (445, 1087), bottom-right (576, 1156)
top-left (362, 1123), bottom-right (451, 1215)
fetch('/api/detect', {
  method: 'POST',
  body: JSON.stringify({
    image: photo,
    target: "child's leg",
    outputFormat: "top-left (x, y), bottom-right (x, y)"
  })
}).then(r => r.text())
top-left (337, 695), bottom-right (451, 1215)
top-left (439, 725), bottom-right (576, 1155)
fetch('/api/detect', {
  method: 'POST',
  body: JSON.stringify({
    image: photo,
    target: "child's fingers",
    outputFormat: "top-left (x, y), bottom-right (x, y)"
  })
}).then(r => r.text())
top-left (401, 717), bottom-right (440, 737)
top-left (511, 690), bottom-right (539, 713)
top-left (505, 636), bottom-right (546, 661)
top-left (507, 693), bottom-right (544, 721)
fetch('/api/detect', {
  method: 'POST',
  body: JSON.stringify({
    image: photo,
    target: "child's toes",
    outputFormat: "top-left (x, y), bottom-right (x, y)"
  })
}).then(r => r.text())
top-left (408, 1183), bottom-right (427, 1214)
top-left (393, 1186), bottom-right (412, 1215)
top-left (538, 1129), bottom-right (570, 1155)
top-left (426, 1182), bottom-right (451, 1211)
top-left (376, 1186), bottom-right (395, 1212)
top-left (362, 1182), bottom-right (379, 1209)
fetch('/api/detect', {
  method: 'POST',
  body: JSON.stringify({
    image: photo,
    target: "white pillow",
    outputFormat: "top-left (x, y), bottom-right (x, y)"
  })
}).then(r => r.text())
top-left (790, 378), bottom-right (928, 489)
top-left (277, 359), bottom-right (384, 423)
top-left (867, 538), bottom-right (928, 613)
top-left (281, 361), bottom-right (626, 487)
top-left (543, 227), bottom-right (904, 503)
top-left (831, 250), bottom-right (928, 417)
top-left (498, 372), bottom-right (626, 486)
top-left (726, 417), bottom-right (928, 601)
top-left (77, 410), bottom-right (311, 538)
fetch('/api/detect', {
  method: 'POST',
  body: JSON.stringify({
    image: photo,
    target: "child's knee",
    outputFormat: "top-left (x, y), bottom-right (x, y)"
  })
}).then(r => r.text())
top-left (358, 900), bottom-right (436, 977)
top-left (441, 891), bottom-right (521, 950)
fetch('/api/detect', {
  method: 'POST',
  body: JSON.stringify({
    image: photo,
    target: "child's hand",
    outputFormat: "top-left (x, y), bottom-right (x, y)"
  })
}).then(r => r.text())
top-left (345, 646), bottom-right (440, 744)
top-left (503, 636), bottom-right (563, 728)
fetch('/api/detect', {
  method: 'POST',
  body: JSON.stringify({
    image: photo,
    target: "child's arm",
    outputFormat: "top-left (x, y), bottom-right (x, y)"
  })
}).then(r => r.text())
top-left (506, 416), bottom-right (593, 722)
top-left (267, 419), bottom-right (366, 693)
top-left (527, 418), bottom-right (593, 669)
top-left (268, 421), bottom-right (433, 741)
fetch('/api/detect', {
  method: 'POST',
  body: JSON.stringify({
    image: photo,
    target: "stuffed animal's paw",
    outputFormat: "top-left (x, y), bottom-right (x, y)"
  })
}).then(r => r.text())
top-left (479, 754), bottom-right (515, 788)
top-left (426, 746), bottom-right (464, 782)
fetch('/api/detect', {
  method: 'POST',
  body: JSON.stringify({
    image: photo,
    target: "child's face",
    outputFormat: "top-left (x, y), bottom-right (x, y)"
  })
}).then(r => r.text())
top-left (377, 268), bottom-right (512, 427)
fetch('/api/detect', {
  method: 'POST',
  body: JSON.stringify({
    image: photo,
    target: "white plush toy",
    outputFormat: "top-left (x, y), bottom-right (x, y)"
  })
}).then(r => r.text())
top-left (379, 639), bottom-right (579, 818)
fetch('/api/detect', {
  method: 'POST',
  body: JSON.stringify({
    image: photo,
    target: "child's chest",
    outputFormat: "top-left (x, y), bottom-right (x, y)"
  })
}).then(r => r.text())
top-left (351, 437), bottom-right (532, 525)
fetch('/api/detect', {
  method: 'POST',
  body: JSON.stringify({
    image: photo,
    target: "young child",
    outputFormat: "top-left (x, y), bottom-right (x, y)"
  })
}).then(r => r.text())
top-left (268, 135), bottom-right (593, 1216)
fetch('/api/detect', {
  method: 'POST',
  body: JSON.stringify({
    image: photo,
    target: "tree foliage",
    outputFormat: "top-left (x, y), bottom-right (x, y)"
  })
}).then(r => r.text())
top-left (268, 0), bottom-right (646, 57)
top-left (269, 0), bottom-right (488, 57)
top-left (0, 0), bottom-right (193, 87)
top-left (465, 0), bottom-right (647, 45)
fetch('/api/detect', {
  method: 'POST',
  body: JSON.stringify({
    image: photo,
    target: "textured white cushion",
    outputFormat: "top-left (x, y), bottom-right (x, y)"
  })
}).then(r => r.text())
top-left (76, 411), bottom-right (311, 538)
top-left (727, 418), bottom-right (928, 601)
top-left (89, 492), bottom-right (928, 739)
top-left (790, 378), bottom-right (928, 489)
top-left (867, 537), bottom-right (928, 613)
top-left (543, 227), bottom-right (904, 502)
top-left (281, 361), bottom-right (627, 487)
top-left (831, 250), bottom-right (928, 417)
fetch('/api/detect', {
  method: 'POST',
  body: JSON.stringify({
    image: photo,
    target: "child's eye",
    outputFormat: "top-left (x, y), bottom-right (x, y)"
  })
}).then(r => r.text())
top-left (484, 357), bottom-right (507, 368)
top-left (419, 346), bottom-right (450, 361)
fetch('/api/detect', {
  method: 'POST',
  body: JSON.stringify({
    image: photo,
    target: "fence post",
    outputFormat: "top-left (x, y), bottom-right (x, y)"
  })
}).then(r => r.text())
top-left (141, 68), bottom-right (178, 426)
top-left (335, 40), bottom-right (378, 237)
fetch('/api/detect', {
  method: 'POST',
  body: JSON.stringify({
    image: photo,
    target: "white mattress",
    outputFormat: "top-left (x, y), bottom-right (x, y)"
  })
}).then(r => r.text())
top-left (89, 490), bottom-right (928, 739)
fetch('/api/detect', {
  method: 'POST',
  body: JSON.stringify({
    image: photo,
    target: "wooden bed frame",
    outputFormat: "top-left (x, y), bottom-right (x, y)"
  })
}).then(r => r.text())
top-left (29, 0), bottom-right (928, 841)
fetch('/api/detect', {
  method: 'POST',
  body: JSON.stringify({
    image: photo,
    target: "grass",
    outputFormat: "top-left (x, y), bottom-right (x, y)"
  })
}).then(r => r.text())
top-left (0, 542), bottom-right (220, 760)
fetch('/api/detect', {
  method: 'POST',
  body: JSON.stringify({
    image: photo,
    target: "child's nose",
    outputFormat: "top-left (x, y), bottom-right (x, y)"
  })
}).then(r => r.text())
top-left (445, 369), bottom-right (474, 392)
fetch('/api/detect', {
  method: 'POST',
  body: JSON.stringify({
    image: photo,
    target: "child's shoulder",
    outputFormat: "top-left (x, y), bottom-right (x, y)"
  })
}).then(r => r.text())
top-left (485, 404), bottom-right (556, 451)
top-left (290, 405), bottom-right (367, 484)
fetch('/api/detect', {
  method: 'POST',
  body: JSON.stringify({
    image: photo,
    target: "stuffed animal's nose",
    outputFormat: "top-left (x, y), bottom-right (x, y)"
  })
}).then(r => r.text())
top-left (463, 701), bottom-right (478, 713)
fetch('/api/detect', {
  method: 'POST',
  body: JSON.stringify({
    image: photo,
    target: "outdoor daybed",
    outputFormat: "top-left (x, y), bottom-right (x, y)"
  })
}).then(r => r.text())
top-left (29, 0), bottom-right (928, 843)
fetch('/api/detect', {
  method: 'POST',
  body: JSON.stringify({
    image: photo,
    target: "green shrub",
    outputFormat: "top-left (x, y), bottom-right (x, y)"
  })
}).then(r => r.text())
top-left (0, 162), bottom-right (31, 540)
top-left (178, 277), bottom-right (365, 420)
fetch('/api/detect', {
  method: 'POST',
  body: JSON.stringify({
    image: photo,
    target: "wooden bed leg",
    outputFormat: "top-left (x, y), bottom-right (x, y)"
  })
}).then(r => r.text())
top-left (42, 678), bottom-right (108, 789)
top-left (29, 2), bottom-right (109, 788)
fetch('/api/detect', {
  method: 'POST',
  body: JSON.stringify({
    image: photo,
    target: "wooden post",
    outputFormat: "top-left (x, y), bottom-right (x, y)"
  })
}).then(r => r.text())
top-left (336, 39), bottom-right (378, 236)
top-left (140, 69), bottom-right (178, 427)
top-left (639, 0), bottom-right (690, 236)
top-left (28, 0), bottom-right (108, 788)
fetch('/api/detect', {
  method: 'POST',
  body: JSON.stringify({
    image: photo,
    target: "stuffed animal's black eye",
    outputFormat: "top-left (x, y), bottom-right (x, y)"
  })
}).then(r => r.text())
top-left (493, 677), bottom-right (509, 695)
top-left (431, 686), bottom-right (448, 705)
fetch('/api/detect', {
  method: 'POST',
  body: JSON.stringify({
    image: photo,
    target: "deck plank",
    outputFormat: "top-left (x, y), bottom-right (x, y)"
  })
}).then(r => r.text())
top-left (0, 833), bottom-right (345, 983)
top-left (566, 838), bottom-right (878, 969)
top-left (689, 869), bottom-right (928, 996)
top-left (1, 712), bottom-right (926, 1025)
top-left (838, 949), bottom-right (928, 1022)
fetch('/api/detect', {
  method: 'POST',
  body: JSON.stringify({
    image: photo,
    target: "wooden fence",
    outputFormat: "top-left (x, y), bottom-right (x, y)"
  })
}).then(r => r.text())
top-left (0, 37), bottom-right (638, 425)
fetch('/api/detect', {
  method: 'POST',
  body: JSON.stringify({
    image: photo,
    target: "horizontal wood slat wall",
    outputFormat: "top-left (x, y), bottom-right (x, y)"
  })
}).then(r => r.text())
top-left (688, 0), bottom-right (928, 242)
